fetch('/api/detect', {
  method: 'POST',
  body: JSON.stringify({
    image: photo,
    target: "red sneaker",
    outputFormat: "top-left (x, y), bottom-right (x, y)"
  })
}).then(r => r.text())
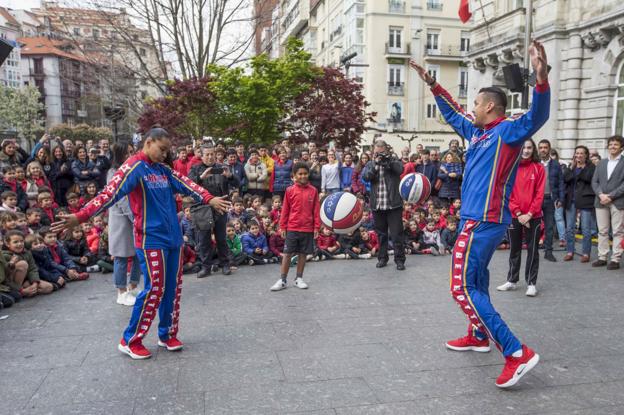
top-left (158, 337), bottom-right (184, 351)
top-left (496, 345), bottom-right (540, 388)
top-left (446, 335), bottom-right (490, 352)
top-left (118, 339), bottom-right (151, 360)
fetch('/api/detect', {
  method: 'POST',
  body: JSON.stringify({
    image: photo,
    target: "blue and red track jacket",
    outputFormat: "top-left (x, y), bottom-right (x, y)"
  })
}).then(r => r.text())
top-left (76, 151), bottom-right (213, 249)
top-left (432, 82), bottom-right (550, 224)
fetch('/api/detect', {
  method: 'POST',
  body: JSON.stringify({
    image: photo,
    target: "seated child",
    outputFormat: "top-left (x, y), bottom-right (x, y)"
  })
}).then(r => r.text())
top-left (431, 209), bottom-right (447, 231)
top-left (40, 227), bottom-right (89, 281)
top-left (2, 230), bottom-right (53, 297)
top-left (226, 224), bottom-right (247, 267)
top-left (0, 191), bottom-right (18, 213)
top-left (404, 220), bottom-right (422, 254)
top-left (270, 195), bottom-right (281, 225)
top-left (63, 227), bottom-right (98, 273)
top-left (227, 196), bottom-right (251, 225)
top-left (66, 192), bottom-right (82, 214)
top-left (15, 212), bottom-right (28, 234)
top-left (268, 225), bottom-right (285, 259)
top-left (419, 220), bottom-right (445, 256)
top-left (338, 228), bottom-right (370, 259)
top-left (360, 227), bottom-right (379, 257)
top-left (95, 224), bottom-right (114, 274)
top-left (26, 208), bottom-right (42, 233)
top-left (0, 211), bottom-right (18, 238)
top-left (0, 250), bottom-right (21, 309)
top-left (181, 245), bottom-right (201, 274)
top-left (241, 220), bottom-right (276, 265)
top-left (180, 201), bottom-right (196, 248)
top-left (315, 226), bottom-right (345, 260)
top-left (0, 166), bottom-right (27, 211)
top-left (441, 218), bottom-right (459, 255)
top-left (360, 209), bottom-right (374, 231)
top-left (37, 192), bottom-right (56, 226)
top-left (449, 198), bottom-right (461, 216)
top-left (87, 215), bottom-right (105, 254)
top-left (26, 234), bottom-right (65, 290)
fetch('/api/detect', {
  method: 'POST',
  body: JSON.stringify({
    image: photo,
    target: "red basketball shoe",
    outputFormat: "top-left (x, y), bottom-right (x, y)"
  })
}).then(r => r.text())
top-left (445, 335), bottom-right (491, 352)
top-left (496, 345), bottom-right (539, 388)
top-left (118, 339), bottom-right (151, 359)
top-left (158, 337), bottom-right (184, 351)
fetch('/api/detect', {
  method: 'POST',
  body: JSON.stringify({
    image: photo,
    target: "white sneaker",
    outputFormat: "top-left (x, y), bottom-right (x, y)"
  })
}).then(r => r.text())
top-left (526, 285), bottom-right (537, 297)
top-left (358, 253), bottom-right (372, 259)
top-left (334, 253), bottom-right (347, 259)
top-left (116, 292), bottom-right (136, 306)
top-left (294, 278), bottom-right (308, 289)
top-left (127, 287), bottom-right (140, 297)
top-left (496, 282), bottom-right (517, 291)
top-left (86, 265), bottom-right (100, 272)
top-left (270, 279), bottom-right (287, 291)
top-left (430, 247), bottom-right (439, 256)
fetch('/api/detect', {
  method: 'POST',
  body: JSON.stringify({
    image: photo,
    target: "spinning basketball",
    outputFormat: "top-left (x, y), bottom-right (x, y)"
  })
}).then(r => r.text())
top-left (320, 192), bottom-right (364, 234)
top-left (399, 173), bottom-right (431, 205)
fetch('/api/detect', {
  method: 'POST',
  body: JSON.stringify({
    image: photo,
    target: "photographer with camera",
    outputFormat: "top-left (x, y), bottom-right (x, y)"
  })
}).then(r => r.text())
top-left (189, 146), bottom-right (240, 277)
top-left (362, 139), bottom-right (406, 270)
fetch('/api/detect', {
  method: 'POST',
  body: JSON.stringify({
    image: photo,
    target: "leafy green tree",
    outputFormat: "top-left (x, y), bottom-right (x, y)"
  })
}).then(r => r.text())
top-left (0, 85), bottom-right (45, 143)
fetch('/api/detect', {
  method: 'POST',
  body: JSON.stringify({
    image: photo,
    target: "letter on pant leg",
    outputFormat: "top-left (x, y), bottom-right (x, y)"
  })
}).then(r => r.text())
top-left (158, 247), bottom-right (183, 340)
top-left (124, 249), bottom-right (165, 345)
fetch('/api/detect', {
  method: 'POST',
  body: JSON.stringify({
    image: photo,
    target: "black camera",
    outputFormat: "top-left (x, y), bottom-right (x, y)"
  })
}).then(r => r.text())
top-left (376, 152), bottom-right (391, 166)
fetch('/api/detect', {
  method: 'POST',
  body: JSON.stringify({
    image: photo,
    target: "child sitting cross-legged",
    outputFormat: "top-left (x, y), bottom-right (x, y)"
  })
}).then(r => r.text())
top-left (0, 211), bottom-right (18, 238)
top-left (441, 218), bottom-right (459, 255)
top-left (241, 220), bottom-right (277, 265)
top-left (26, 234), bottom-right (65, 291)
top-left (404, 220), bottom-right (422, 254)
top-left (40, 226), bottom-right (89, 281)
top-left (2, 230), bottom-right (54, 297)
top-left (419, 220), bottom-right (445, 256)
top-left (37, 191), bottom-right (57, 226)
top-left (15, 212), bottom-right (28, 234)
top-left (26, 208), bottom-right (42, 233)
top-left (315, 225), bottom-right (346, 260)
top-left (95, 224), bottom-right (114, 274)
top-left (66, 192), bottom-right (82, 214)
top-left (0, 251), bottom-right (22, 309)
top-left (338, 228), bottom-right (371, 259)
top-left (226, 223), bottom-right (247, 267)
top-left (359, 227), bottom-right (379, 257)
top-left (63, 227), bottom-right (99, 273)
top-left (0, 191), bottom-right (19, 213)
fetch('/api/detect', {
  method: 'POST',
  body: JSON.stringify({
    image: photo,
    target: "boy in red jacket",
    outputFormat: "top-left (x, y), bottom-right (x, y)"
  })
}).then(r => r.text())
top-left (270, 162), bottom-right (320, 291)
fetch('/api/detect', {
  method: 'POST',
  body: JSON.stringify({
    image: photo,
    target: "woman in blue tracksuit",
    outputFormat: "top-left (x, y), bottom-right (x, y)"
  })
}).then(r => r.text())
top-left (52, 128), bottom-right (230, 360)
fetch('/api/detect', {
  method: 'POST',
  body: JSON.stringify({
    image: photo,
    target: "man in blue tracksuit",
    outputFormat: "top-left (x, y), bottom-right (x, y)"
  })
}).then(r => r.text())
top-left (410, 40), bottom-right (550, 388)
top-left (53, 128), bottom-right (230, 360)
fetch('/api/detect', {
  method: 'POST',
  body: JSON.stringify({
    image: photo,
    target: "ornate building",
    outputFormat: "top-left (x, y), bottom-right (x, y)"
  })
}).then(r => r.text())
top-left (468, 0), bottom-right (624, 160)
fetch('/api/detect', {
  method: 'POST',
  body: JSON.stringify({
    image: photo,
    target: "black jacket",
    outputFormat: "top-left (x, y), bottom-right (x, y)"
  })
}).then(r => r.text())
top-left (563, 163), bottom-right (596, 210)
top-left (362, 157), bottom-right (404, 211)
top-left (189, 162), bottom-right (238, 197)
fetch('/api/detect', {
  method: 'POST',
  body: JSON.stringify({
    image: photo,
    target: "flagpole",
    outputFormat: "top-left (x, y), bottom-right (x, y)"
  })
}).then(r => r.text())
top-left (521, 0), bottom-right (533, 109)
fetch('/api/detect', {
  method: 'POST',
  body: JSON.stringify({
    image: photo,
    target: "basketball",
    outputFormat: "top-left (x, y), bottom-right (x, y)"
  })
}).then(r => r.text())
top-left (399, 173), bottom-right (431, 205)
top-left (320, 191), bottom-right (364, 234)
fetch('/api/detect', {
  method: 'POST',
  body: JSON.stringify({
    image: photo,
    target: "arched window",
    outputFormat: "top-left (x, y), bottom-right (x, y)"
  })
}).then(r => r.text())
top-left (615, 61), bottom-right (624, 136)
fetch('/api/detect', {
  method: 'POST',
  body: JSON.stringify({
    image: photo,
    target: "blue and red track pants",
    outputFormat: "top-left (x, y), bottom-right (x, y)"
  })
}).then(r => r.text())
top-left (123, 247), bottom-right (183, 345)
top-left (451, 220), bottom-right (522, 356)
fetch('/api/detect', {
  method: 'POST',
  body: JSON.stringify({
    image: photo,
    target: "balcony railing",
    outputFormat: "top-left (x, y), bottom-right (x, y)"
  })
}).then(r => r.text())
top-left (388, 82), bottom-right (404, 96)
top-left (389, 0), bottom-right (405, 13)
top-left (458, 85), bottom-right (468, 98)
top-left (385, 42), bottom-right (410, 56)
top-left (425, 44), bottom-right (466, 58)
top-left (427, 1), bottom-right (443, 10)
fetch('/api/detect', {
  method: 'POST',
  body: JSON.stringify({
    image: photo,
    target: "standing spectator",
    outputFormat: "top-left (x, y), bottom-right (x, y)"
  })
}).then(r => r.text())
top-left (321, 150), bottom-right (341, 195)
top-left (71, 147), bottom-right (98, 194)
top-left (563, 145), bottom-right (596, 262)
top-left (308, 152), bottom-right (322, 192)
top-left (235, 141), bottom-right (247, 164)
top-left (244, 149), bottom-right (268, 197)
top-left (591, 135), bottom-right (624, 270)
top-left (173, 147), bottom-right (191, 176)
top-left (438, 152), bottom-right (463, 205)
top-left (226, 149), bottom-right (246, 193)
top-left (258, 144), bottom-right (274, 199)
top-left (189, 146), bottom-right (237, 277)
top-left (537, 139), bottom-right (565, 262)
top-left (415, 149), bottom-right (438, 190)
top-left (270, 147), bottom-right (293, 201)
top-left (0, 139), bottom-right (24, 169)
top-left (340, 153), bottom-right (355, 191)
top-left (362, 139), bottom-right (406, 270)
top-left (430, 150), bottom-right (441, 169)
top-left (551, 149), bottom-right (567, 247)
top-left (62, 139), bottom-right (75, 157)
top-left (100, 139), bottom-right (111, 159)
top-left (108, 143), bottom-right (142, 306)
top-left (88, 147), bottom-right (111, 189)
top-left (351, 153), bottom-right (370, 198)
top-left (441, 138), bottom-right (463, 161)
top-left (49, 143), bottom-right (74, 206)
top-left (28, 136), bottom-right (54, 178)
top-left (497, 139), bottom-right (545, 296)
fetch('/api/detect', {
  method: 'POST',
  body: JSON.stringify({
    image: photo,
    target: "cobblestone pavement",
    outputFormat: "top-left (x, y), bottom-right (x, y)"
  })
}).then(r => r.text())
top-left (1, 249), bottom-right (624, 414)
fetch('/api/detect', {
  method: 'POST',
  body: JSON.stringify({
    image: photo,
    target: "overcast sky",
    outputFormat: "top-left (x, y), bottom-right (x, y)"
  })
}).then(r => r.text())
top-left (3, 0), bottom-right (42, 9)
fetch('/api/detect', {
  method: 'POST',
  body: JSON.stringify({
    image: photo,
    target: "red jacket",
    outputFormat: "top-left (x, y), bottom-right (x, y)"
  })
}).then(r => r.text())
top-left (270, 208), bottom-right (281, 224)
top-left (269, 233), bottom-right (285, 256)
top-left (279, 183), bottom-right (320, 233)
top-left (316, 233), bottom-right (338, 250)
top-left (363, 230), bottom-right (379, 251)
top-left (188, 155), bottom-right (203, 169)
top-left (401, 162), bottom-right (415, 179)
top-left (173, 156), bottom-right (191, 177)
top-left (509, 159), bottom-right (546, 219)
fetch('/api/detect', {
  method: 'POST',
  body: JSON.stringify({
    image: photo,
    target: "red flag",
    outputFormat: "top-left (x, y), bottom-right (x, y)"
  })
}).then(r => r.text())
top-left (459, 0), bottom-right (472, 23)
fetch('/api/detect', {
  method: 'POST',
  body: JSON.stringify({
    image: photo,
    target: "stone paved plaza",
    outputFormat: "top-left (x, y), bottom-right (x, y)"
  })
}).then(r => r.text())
top-left (2, 249), bottom-right (624, 414)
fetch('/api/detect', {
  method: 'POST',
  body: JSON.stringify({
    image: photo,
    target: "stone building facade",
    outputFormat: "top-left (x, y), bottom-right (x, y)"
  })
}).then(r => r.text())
top-left (468, 0), bottom-right (624, 160)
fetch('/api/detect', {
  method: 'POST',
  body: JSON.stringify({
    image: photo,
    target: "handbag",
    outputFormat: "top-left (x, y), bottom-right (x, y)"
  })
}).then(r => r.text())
top-left (190, 203), bottom-right (215, 231)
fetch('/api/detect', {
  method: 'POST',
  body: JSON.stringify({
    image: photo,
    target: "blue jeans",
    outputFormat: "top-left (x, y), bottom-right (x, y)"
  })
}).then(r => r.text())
top-left (113, 256), bottom-right (141, 289)
top-left (555, 206), bottom-right (566, 241)
top-left (565, 203), bottom-right (593, 255)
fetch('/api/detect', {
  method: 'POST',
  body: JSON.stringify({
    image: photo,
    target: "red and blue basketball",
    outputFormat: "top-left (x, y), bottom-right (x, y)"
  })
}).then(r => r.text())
top-left (320, 191), bottom-right (364, 234)
top-left (399, 173), bottom-right (431, 205)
